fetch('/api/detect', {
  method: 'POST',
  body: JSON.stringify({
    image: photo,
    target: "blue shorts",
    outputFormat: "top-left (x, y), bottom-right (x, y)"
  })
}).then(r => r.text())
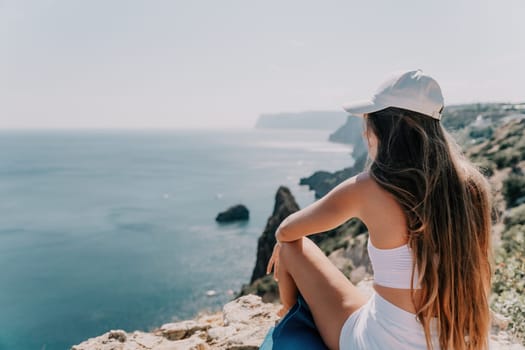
top-left (259, 292), bottom-right (328, 349)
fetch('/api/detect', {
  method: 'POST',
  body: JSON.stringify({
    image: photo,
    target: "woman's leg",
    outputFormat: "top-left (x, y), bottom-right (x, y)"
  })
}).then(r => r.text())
top-left (276, 236), bottom-right (369, 350)
top-left (275, 258), bottom-right (299, 317)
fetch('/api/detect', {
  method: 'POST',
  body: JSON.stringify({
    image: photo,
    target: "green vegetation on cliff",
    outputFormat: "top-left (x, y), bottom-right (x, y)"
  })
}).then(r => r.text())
top-left (465, 115), bottom-right (525, 344)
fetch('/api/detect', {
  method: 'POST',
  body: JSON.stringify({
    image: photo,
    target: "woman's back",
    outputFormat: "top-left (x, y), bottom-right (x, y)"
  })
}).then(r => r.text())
top-left (357, 105), bottom-right (493, 349)
top-left (356, 172), bottom-right (423, 314)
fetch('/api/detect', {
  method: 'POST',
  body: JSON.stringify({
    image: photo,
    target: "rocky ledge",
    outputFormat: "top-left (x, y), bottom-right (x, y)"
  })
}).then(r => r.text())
top-left (72, 280), bottom-right (523, 350)
top-left (72, 293), bottom-right (280, 350)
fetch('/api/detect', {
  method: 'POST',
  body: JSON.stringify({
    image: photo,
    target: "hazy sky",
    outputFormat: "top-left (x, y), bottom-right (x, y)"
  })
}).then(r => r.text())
top-left (1, 0), bottom-right (524, 129)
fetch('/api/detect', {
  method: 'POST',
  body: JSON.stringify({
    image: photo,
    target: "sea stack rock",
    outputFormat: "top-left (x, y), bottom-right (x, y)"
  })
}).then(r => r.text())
top-left (249, 186), bottom-right (300, 284)
top-left (215, 204), bottom-right (249, 222)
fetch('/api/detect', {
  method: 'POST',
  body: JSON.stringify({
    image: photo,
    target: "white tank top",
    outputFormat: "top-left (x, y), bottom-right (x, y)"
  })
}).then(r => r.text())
top-left (367, 237), bottom-right (422, 289)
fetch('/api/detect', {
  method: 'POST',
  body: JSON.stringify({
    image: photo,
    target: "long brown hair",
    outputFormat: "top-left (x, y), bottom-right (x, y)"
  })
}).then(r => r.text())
top-left (364, 107), bottom-right (493, 350)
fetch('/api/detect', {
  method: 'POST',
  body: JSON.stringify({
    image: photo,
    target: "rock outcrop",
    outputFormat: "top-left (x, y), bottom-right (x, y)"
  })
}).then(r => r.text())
top-left (216, 204), bottom-right (249, 222)
top-left (248, 186), bottom-right (300, 284)
top-left (299, 152), bottom-right (368, 199)
top-left (71, 294), bottom-right (281, 350)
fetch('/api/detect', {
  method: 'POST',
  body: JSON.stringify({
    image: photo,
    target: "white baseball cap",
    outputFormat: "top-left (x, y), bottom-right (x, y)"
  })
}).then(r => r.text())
top-left (342, 69), bottom-right (445, 120)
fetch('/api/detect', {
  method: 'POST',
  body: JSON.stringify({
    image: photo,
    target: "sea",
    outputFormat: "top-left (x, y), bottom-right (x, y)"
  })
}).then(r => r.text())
top-left (0, 128), bottom-right (355, 350)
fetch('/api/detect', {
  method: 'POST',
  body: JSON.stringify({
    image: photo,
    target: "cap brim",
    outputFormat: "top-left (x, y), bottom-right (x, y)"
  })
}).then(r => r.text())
top-left (341, 99), bottom-right (387, 117)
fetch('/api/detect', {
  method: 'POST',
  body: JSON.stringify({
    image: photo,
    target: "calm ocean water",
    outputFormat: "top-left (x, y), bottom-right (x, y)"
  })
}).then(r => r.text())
top-left (0, 128), bottom-right (355, 350)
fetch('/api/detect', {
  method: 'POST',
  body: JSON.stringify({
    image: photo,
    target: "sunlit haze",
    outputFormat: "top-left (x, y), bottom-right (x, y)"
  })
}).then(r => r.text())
top-left (1, 0), bottom-right (524, 129)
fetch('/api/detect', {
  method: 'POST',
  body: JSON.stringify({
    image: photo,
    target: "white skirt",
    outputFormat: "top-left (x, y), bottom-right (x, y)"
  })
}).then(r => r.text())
top-left (339, 291), bottom-right (440, 350)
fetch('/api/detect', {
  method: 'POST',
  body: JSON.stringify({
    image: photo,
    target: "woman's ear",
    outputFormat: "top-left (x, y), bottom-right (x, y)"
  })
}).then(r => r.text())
top-left (361, 116), bottom-right (378, 159)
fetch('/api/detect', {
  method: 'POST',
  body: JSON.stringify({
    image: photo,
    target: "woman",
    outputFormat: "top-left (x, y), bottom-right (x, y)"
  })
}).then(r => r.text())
top-left (266, 69), bottom-right (493, 350)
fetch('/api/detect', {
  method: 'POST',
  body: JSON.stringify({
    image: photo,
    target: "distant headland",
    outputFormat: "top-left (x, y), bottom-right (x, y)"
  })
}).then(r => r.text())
top-left (254, 110), bottom-right (348, 130)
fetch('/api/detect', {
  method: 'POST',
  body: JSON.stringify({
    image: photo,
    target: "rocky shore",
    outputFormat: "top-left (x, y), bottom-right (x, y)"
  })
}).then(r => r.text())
top-left (71, 293), bottom-right (281, 350)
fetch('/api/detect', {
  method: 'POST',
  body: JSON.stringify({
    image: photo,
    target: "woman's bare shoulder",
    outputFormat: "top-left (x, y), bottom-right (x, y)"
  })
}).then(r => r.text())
top-left (349, 171), bottom-right (396, 215)
top-left (355, 171), bottom-right (397, 200)
top-left (356, 172), bottom-right (409, 247)
top-left (354, 171), bottom-right (383, 194)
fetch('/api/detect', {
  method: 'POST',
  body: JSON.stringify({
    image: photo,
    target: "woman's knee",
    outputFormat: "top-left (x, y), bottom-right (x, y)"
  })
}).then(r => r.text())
top-left (279, 237), bottom-right (305, 264)
top-left (279, 237), bottom-right (323, 272)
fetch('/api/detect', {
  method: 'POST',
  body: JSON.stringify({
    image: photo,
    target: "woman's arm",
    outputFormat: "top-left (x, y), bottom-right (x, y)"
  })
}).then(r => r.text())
top-left (276, 172), bottom-right (368, 242)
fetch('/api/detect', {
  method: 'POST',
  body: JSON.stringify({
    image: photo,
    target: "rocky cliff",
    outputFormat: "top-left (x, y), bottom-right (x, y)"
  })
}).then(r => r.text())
top-left (249, 187), bottom-right (300, 284)
top-left (328, 114), bottom-right (367, 157)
